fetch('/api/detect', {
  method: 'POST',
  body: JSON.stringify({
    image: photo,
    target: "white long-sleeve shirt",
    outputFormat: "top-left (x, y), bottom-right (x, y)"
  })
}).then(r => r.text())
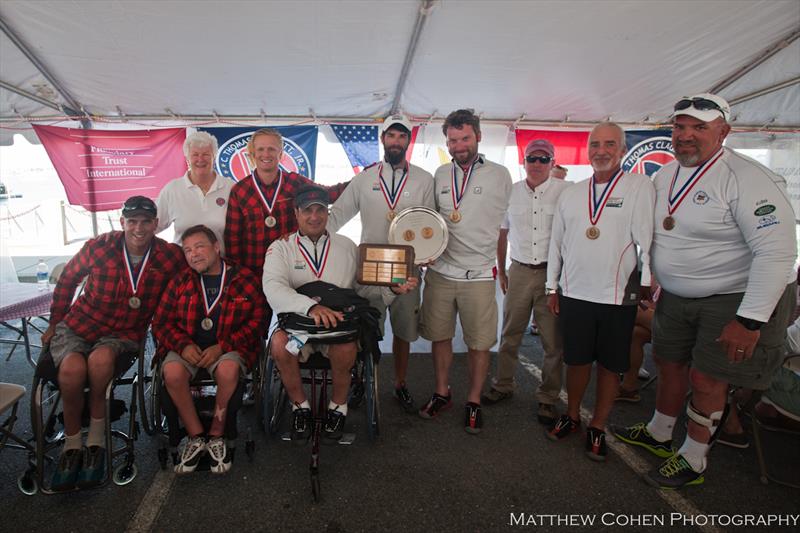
top-left (651, 148), bottom-right (796, 322)
top-left (328, 161), bottom-right (435, 244)
top-left (262, 231), bottom-right (393, 315)
top-left (547, 172), bottom-right (655, 305)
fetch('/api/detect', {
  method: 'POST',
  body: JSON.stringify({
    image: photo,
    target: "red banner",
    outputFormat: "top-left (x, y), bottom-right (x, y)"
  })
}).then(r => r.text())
top-left (33, 125), bottom-right (187, 212)
top-left (515, 129), bottom-right (590, 165)
top-left (406, 125), bottom-right (421, 162)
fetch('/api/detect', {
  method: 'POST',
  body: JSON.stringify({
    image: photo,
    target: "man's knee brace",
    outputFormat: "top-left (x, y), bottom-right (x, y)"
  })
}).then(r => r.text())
top-left (686, 402), bottom-right (724, 437)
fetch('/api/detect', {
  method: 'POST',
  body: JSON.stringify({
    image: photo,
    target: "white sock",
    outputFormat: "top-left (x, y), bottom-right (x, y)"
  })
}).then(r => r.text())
top-left (85, 417), bottom-right (106, 448)
top-left (292, 400), bottom-right (310, 411)
top-left (63, 432), bottom-right (82, 452)
top-left (328, 401), bottom-right (348, 417)
top-left (677, 436), bottom-right (708, 472)
top-left (646, 411), bottom-right (676, 442)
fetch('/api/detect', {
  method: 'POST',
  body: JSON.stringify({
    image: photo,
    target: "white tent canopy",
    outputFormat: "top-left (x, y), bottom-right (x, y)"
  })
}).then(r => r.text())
top-left (1, 0), bottom-right (798, 146)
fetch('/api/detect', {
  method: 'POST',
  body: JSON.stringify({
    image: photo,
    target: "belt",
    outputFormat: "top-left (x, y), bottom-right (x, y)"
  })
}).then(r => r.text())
top-left (513, 259), bottom-right (547, 270)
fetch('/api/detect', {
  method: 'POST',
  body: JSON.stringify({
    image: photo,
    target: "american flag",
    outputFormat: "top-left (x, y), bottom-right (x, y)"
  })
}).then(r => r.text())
top-left (331, 124), bottom-right (379, 174)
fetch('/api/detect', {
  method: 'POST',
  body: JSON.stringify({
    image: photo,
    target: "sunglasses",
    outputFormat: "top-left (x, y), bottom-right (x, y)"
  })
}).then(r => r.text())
top-left (525, 155), bottom-right (553, 164)
top-left (673, 97), bottom-right (725, 115)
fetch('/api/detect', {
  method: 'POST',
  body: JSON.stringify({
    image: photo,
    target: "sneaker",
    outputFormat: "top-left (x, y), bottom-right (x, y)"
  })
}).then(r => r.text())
top-left (291, 407), bottom-right (313, 441)
top-left (76, 445), bottom-right (106, 489)
top-left (585, 427), bottom-right (607, 462)
top-left (610, 422), bottom-right (674, 458)
top-left (175, 436), bottom-right (206, 474)
top-left (464, 402), bottom-right (483, 434)
top-left (324, 408), bottom-right (346, 442)
top-left (393, 385), bottom-right (416, 414)
top-left (418, 392), bottom-right (453, 419)
top-left (207, 436), bottom-right (231, 474)
top-left (480, 388), bottom-right (513, 405)
top-left (547, 415), bottom-right (579, 441)
top-left (638, 367), bottom-right (651, 380)
top-left (615, 387), bottom-right (641, 403)
top-left (537, 403), bottom-right (557, 426)
top-left (50, 447), bottom-right (83, 491)
top-left (644, 454), bottom-right (705, 489)
top-left (348, 381), bottom-right (365, 408)
top-left (715, 430), bottom-right (749, 449)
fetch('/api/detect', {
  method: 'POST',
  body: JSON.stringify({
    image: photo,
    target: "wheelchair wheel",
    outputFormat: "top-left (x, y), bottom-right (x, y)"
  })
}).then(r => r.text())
top-left (137, 332), bottom-right (157, 435)
top-left (17, 470), bottom-right (38, 496)
top-left (261, 355), bottom-right (287, 436)
top-left (113, 461), bottom-right (138, 486)
top-left (364, 353), bottom-right (380, 441)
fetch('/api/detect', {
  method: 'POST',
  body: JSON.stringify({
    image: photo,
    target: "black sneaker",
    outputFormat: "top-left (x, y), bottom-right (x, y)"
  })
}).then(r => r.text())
top-left (610, 422), bottom-right (675, 458)
top-left (76, 446), bottom-right (106, 489)
top-left (547, 415), bottom-right (579, 441)
top-left (585, 427), bottom-right (607, 462)
top-left (323, 408), bottom-right (346, 442)
top-left (418, 392), bottom-right (453, 419)
top-left (393, 385), bottom-right (416, 414)
top-left (207, 437), bottom-right (231, 474)
top-left (348, 381), bottom-right (365, 408)
top-left (51, 447), bottom-right (83, 491)
top-left (174, 436), bottom-right (206, 474)
top-left (464, 402), bottom-right (483, 434)
top-left (644, 454), bottom-right (705, 489)
top-left (291, 407), bottom-right (313, 441)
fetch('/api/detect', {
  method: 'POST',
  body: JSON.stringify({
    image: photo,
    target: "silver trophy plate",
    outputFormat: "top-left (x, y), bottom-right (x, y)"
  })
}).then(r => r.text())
top-left (388, 206), bottom-right (449, 264)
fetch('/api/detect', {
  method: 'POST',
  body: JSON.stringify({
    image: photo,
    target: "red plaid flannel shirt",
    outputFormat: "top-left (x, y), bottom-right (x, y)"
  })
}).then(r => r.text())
top-left (151, 261), bottom-right (266, 368)
top-left (50, 232), bottom-right (186, 343)
top-left (224, 172), bottom-right (349, 279)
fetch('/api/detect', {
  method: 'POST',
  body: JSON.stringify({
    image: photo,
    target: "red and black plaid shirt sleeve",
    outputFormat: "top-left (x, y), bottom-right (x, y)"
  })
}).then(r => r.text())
top-left (50, 236), bottom-right (97, 324)
top-left (151, 272), bottom-right (195, 358)
top-left (222, 173), bottom-right (350, 280)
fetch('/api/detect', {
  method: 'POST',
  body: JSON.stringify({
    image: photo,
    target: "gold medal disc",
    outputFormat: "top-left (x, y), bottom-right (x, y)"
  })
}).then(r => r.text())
top-left (265, 216), bottom-right (277, 228)
top-left (449, 210), bottom-right (462, 223)
top-left (201, 317), bottom-right (214, 331)
top-left (663, 216), bottom-right (675, 231)
top-left (128, 296), bottom-right (141, 309)
top-left (387, 210), bottom-right (396, 221)
top-left (586, 226), bottom-right (600, 240)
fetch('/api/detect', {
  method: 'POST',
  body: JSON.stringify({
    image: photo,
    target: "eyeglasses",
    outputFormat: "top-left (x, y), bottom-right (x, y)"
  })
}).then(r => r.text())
top-left (525, 155), bottom-right (553, 164)
top-left (121, 196), bottom-right (156, 214)
top-left (673, 97), bottom-right (726, 115)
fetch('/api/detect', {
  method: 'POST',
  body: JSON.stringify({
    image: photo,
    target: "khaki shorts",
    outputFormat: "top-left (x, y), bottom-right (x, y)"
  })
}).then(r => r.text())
top-left (419, 268), bottom-right (498, 351)
top-left (296, 341), bottom-right (359, 363)
top-left (50, 322), bottom-right (138, 367)
top-left (652, 282), bottom-right (796, 389)
top-left (162, 350), bottom-right (245, 380)
top-left (368, 280), bottom-right (421, 342)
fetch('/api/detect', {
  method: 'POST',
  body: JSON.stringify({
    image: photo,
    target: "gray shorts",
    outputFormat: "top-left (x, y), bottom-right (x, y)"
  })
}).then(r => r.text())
top-left (652, 282), bottom-right (796, 389)
top-left (162, 350), bottom-right (245, 380)
top-left (368, 280), bottom-right (421, 342)
top-left (50, 322), bottom-right (139, 367)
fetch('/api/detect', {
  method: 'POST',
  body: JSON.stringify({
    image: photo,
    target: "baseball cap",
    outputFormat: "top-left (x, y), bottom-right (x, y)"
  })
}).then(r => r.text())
top-left (672, 93), bottom-right (731, 123)
top-left (381, 114), bottom-right (412, 135)
top-left (524, 139), bottom-right (555, 158)
top-left (121, 195), bottom-right (157, 218)
top-left (294, 185), bottom-right (330, 209)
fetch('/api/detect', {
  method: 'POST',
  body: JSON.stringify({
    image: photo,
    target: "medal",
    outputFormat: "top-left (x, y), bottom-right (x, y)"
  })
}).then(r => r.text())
top-left (450, 158), bottom-right (479, 223)
top-left (587, 168), bottom-right (624, 240)
top-left (253, 169), bottom-right (283, 229)
top-left (377, 162), bottom-right (409, 223)
top-left (200, 261), bottom-right (227, 331)
top-left (665, 148), bottom-right (723, 229)
top-left (123, 241), bottom-right (151, 311)
top-left (586, 226), bottom-right (600, 240)
top-left (449, 211), bottom-right (462, 223)
top-left (128, 296), bottom-right (141, 309)
top-left (265, 216), bottom-right (277, 228)
top-left (386, 210), bottom-right (396, 221)
top-left (296, 234), bottom-right (331, 279)
top-left (662, 216), bottom-right (675, 231)
top-left (201, 318), bottom-right (214, 331)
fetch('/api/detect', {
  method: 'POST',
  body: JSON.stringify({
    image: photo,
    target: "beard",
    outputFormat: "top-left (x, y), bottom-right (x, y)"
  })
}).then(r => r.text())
top-left (674, 151), bottom-right (701, 166)
top-left (384, 146), bottom-right (407, 166)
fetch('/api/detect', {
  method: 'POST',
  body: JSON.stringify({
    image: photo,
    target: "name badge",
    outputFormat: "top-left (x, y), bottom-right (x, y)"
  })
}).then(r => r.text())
top-left (607, 197), bottom-right (623, 208)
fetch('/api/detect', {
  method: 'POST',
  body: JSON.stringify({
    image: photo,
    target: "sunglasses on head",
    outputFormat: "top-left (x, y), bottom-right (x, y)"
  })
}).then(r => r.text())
top-left (525, 155), bottom-right (553, 164)
top-left (673, 97), bottom-right (725, 115)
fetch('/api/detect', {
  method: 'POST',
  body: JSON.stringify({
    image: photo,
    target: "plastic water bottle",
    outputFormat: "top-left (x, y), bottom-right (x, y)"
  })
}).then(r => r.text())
top-left (36, 259), bottom-right (49, 291)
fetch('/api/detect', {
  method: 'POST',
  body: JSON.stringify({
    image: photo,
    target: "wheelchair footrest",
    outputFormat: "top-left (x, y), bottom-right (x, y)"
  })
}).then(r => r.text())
top-left (280, 432), bottom-right (356, 445)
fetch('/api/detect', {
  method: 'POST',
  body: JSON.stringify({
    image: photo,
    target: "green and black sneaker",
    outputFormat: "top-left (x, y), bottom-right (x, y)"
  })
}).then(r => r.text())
top-left (645, 454), bottom-right (705, 489)
top-left (611, 422), bottom-right (675, 458)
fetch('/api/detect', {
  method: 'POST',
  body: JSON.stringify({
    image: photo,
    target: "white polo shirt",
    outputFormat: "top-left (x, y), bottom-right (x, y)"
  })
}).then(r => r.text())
top-left (156, 172), bottom-right (233, 252)
top-left (651, 148), bottom-right (796, 322)
top-left (430, 155), bottom-right (513, 281)
top-left (547, 172), bottom-right (655, 305)
top-left (502, 177), bottom-right (572, 265)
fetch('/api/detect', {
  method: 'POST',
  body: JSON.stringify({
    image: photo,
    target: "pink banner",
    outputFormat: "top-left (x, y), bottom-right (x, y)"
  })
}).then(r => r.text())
top-left (33, 125), bottom-right (187, 212)
top-left (515, 129), bottom-right (590, 166)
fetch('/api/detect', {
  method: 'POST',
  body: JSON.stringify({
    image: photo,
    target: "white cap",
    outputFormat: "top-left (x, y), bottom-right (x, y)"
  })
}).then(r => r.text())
top-left (381, 114), bottom-right (412, 134)
top-left (671, 93), bottom-right (731, 123)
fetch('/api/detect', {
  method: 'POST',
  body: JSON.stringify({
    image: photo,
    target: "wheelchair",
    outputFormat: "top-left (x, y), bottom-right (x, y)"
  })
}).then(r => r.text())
top-left (151, 352), bottom-right (255, 471)
top-left (16, 342), bottom-right (141, 495)
top-left (258, 313), bottom-right (380, 502)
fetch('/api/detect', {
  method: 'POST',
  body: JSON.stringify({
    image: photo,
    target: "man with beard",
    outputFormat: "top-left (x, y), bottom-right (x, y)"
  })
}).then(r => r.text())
top-left (418, 109), bottom-right (512, 434)
top-left (328, 115), bottom-right (434, 412)
top-left (152, 225), bottom-right (266, 474)
top-left (545, 122), bottom-right (655, 462)
top-left (612, 94), bottom-right (796, 488)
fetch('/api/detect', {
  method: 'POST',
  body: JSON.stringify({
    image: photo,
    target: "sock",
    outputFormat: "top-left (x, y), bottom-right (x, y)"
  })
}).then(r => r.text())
top-left (63, 432), bottom-right (82, 452)
top-left (646, 411), bottom-right (676, 442)
top-left (85, 417), bottom-right (106, 449)
top-left (292, 400), bottom-right (310, 411)
top-left (677, 436), bottom-right (708, 472)
top-left (328, 400), bottom-right (348, 417)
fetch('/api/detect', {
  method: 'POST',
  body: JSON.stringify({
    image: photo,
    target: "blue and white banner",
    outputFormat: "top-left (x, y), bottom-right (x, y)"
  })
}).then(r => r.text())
top-left (199, 125), bottom-right (318, 182)
top-left (622, 129), bottom-right (674, 177)
top-left (330, 124), bottom-right (379, 174)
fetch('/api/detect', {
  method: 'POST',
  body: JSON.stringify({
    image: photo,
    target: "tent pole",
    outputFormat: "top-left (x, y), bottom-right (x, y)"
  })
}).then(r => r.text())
top-left (0, 80), bottom-right (62, 112)
top-left (728, 76), bottom-right (800, 106)
top-left (390, 0), bottom-right (436, 114)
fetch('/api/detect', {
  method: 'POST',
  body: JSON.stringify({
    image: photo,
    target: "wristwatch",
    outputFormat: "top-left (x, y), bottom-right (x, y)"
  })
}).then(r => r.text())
top-left (735, 315), bottom-right (764, 331)
top-left (545, 288), bottom-right (557, 296)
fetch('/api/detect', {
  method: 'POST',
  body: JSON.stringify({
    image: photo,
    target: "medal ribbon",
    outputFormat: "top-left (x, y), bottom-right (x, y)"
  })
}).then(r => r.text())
top-left (123, 242), bottom-right (152, 296)
top-left (588, 168), bottom-right (624, 226)
top-left (253, 168), bottom-right (283, 216)
top-left (200, 260), bottom-right (227, 317)
top-left (667, 148), bottom-right (724, 215)
top-left (377, 162), bottom-right (409, 211)
top-left (450, 158), bottom-right (479, 211)
top-left (296, 234), bottom-right (331, 279)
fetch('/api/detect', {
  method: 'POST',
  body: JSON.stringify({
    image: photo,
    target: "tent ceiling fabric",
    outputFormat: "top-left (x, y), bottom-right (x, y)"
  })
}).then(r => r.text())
top-left (0, 0), bottom-right (798, 147)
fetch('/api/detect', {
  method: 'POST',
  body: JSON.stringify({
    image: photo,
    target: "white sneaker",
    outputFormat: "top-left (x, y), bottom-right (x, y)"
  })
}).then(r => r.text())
top-left (175, 436), bottom-right (206, 474)
top-left (207, 437), bottom-right (231, 474)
